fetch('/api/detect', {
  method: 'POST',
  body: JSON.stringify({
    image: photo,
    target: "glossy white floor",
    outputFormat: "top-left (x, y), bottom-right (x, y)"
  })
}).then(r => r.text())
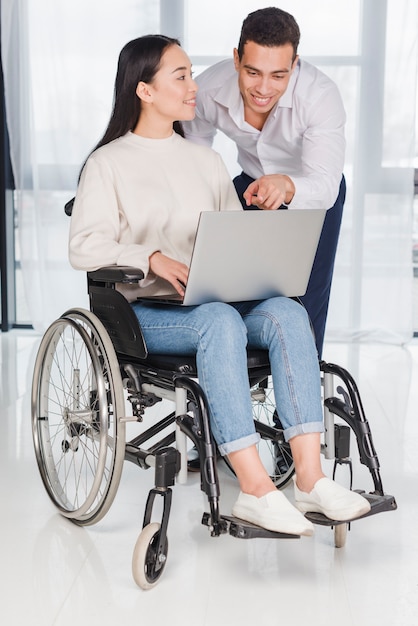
top-left (1, 329), bottom-right (417, 626)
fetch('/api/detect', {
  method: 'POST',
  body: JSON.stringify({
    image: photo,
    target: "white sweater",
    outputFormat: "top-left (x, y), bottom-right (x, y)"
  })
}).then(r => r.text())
top-left (69, 131), bottom-right (241, 301)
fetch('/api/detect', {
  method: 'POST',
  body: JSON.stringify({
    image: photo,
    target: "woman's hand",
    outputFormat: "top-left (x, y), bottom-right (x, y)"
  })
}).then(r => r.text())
top-left (149, 252), bottom-right (189, 296)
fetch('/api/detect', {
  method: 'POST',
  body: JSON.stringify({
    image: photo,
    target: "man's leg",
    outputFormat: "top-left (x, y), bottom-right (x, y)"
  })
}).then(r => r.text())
top-left (299, 177), bottom-right (345, 358)
top-left (233, 172), bottom-right (259, 210)
top-left (233, 172), bottom-right (346, 358)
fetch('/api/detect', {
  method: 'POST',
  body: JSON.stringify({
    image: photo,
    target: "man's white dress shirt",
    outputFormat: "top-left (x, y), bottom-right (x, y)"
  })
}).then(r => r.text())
top-left (184, 59), bottom-right (346, 210)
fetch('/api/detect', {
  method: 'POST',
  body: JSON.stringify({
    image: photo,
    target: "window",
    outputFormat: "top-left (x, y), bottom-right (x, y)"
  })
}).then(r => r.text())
top-left (1, 0), bottom-right (417, 340)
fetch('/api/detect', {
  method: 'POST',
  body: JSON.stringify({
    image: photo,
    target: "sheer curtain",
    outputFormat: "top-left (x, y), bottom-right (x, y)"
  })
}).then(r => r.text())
top-left (1, 0), bottom-right (160, 330)
top-left (1, 0), bottom-right (417, 342)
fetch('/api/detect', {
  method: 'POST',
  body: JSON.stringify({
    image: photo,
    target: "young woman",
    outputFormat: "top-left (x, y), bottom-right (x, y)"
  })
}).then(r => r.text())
top-left (69, 35), bottom-right (370, 536)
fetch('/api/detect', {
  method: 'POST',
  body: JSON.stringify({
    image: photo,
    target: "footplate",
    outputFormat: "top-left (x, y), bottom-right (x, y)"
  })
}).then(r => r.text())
top-left (202, 512), bottom-right (300, 540)
top-left (304, 491), bottom-right (397, 526)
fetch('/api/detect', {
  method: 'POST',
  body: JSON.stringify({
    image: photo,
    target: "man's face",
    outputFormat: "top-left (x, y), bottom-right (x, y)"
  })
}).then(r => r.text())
top-left (234, 41), bottom-right (298, 128)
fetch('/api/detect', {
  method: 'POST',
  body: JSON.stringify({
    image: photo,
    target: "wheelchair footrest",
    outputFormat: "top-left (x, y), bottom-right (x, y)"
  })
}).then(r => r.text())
top-left (202, 513), bottom-right (300, 540)
top-left (304, 491), bottom-right (397, 526)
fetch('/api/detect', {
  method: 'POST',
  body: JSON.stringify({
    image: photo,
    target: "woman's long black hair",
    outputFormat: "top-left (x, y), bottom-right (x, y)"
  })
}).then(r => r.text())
top-left (79, 35), bottom-right (184, 178)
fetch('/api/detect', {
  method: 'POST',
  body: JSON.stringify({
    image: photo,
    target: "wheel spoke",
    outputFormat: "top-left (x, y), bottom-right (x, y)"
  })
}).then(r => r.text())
top-left (251, 377), bottom-right (295, 488)
top-left (32, 309), bottom-right (126, 524)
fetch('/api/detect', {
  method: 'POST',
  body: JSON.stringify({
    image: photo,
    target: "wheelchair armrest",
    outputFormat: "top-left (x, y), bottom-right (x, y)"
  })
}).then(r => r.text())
top-left (87, 266), bottom-right (144, 284)
top-left (64, 197), bottom-right (75, 216)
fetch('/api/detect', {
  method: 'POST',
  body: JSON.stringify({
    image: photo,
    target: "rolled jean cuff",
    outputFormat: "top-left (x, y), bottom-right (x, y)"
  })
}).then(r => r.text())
top-left (218, 432), bottom-right (261, 456)
top-left (284, 421), bottom-right (324, 442)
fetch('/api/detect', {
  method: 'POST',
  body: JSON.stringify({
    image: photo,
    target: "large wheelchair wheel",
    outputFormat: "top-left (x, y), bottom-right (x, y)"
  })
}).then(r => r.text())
top-left (32, 308), bottom-right (126, 525)
top-left (251, 378), bottom-right (295, 489)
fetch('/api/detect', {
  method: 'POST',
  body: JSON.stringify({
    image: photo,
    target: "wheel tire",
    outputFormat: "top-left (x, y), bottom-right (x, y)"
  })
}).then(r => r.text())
top-left (132, 523), bottom-right (168, 590)
top-left (32, 308), bottom-right (126, 525)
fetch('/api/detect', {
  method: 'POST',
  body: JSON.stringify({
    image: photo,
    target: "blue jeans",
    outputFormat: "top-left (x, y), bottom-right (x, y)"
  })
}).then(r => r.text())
top-left (131, 297), bottom-right (324, 456)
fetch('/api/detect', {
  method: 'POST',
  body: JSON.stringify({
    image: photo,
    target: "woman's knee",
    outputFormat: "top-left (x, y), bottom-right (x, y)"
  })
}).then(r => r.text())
top-left (198, 302), bottom-right (247, 344)
top-left (261, 297), bottom-right (310, 328)
top-left (288, 298), bottom-right (311, 327)
top-left (247, 297), bottom-right (313, 350)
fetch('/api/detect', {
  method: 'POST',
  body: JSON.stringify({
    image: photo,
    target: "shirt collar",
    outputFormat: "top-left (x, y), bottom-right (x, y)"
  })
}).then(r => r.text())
top-left (214, 73), bottom-right (243, 120)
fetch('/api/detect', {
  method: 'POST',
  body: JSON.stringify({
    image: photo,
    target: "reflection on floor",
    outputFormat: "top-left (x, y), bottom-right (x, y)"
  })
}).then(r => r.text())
top-left (1, 330), bottom-right (417, 626)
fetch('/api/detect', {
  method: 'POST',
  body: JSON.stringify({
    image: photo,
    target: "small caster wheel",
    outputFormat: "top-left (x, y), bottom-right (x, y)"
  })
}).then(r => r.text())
top-left (334, 523), bottom-right (348, 548)
top-left (132, 522), bottom-right (168, 590)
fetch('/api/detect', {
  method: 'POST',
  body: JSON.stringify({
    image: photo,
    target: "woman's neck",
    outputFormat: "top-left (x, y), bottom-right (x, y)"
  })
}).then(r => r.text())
top-left (133, 113), bottom-right (173, 139)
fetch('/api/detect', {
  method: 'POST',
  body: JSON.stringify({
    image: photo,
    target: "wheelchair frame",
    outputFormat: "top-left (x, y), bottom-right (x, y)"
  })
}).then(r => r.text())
top-left (31, 266), bottom-right (397, 589)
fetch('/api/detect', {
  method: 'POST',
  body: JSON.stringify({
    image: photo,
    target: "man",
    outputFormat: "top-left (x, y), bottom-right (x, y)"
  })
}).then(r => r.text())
top-left (183, 7), bottom-right (346, 358)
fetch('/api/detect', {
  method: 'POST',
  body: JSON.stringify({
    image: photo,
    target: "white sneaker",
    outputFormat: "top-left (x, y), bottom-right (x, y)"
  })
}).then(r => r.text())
top-left (232, 490), bottom-right (314, 536)
top-left (294, 477), bottom-right (371, 522)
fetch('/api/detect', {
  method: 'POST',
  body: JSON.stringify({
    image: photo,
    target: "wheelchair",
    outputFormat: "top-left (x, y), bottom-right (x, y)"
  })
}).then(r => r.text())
top-left (31, 265), bottom-right (397, 589)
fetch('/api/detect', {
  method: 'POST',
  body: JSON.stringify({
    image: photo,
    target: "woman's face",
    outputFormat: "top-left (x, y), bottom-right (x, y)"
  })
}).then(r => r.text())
top-left (144, 44), bottom-right (197, 123)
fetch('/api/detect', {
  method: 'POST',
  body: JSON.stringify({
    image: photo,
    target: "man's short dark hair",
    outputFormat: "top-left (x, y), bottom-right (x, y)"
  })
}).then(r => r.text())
top-left (237, 7), bottom-right (300, 61)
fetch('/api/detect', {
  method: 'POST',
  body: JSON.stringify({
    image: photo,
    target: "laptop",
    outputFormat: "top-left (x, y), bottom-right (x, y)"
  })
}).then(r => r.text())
top-left (140, 209), bottom-right (326, 306)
